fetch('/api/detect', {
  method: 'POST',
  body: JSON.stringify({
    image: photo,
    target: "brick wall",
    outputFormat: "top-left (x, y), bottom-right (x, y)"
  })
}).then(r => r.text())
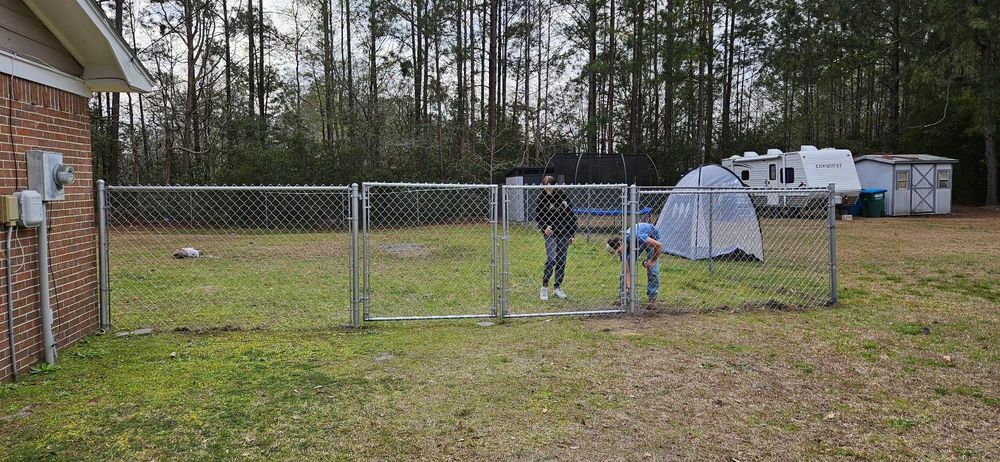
top-left (0, 72), bottom-right (98, 382)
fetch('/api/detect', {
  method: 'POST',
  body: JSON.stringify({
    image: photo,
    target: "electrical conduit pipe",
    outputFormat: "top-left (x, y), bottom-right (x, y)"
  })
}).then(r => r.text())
top-left (4, 226), bottom-right (17, 379)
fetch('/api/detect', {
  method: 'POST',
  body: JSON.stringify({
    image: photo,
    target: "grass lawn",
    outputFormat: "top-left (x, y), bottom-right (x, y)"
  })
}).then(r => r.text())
top-left (1, 208), bottom-right (998, 460)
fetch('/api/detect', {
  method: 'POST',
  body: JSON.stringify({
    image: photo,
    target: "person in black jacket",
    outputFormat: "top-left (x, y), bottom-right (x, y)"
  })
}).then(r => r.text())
top-left (536, 176), bottom-right (578, 300)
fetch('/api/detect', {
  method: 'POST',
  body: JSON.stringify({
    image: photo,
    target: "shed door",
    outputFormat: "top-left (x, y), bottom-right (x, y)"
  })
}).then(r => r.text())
top-left (934, 166), bottom-right (953, 214)
top-left (910, 164), bottom-right (935, 214)
top-left (893, 167), bottom-right (910, 215)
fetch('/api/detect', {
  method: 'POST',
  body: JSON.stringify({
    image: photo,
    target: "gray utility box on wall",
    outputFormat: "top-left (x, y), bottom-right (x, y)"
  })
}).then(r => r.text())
top-left (27, 150), bottom-right (76, 202)
top-left (13, 191), bottom-right (44, 228)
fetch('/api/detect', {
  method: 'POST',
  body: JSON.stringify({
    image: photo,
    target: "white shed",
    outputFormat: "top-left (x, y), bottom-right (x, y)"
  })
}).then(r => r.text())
top-left (854, 154), bottom-right (958, 215)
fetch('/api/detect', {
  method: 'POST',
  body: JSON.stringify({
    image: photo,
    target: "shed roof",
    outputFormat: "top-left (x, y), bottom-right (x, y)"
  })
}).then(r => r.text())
top-left (5, 0), bottom-right (153, 94)
top-left (855, 154), bottom-right (958, 165)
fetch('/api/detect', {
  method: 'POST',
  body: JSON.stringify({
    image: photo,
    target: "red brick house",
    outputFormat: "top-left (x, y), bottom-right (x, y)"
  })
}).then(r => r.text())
top-left (1, 0), bottom-right (153, 381)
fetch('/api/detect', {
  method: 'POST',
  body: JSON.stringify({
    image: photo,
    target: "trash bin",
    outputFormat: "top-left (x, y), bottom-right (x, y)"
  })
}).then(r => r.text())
top-left (859, 188), bottom-right (887, 217)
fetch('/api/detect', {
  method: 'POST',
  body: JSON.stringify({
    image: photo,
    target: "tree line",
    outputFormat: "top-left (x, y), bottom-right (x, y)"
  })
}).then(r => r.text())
top-left (90, 0), bottom-right (998, 204)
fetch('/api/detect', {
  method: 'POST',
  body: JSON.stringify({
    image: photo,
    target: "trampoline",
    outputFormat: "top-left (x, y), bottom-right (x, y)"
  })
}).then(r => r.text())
top-left (574, 207), bottom-right (654, 241)
top-left (574, 207), bottom-right (653, 216)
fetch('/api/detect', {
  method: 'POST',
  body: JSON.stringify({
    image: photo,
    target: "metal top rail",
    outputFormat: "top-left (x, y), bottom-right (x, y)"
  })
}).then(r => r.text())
top-left (364, 182), bottom-right (497, 189)
top-left (106, 184), bottom-right (352, 192)
top-left (505, 183), bottom-right (628, 190)
top-left (639, 185), bottom-right (831, 190)
top-left (639, 187), bottom-right (832, 195)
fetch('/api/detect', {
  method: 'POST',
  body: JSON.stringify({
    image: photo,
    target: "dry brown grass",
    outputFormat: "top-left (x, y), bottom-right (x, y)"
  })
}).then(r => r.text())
top-left (553, 208), bottom-right (1000, 460)
top-left (1, 209), bottom-right (997, 461)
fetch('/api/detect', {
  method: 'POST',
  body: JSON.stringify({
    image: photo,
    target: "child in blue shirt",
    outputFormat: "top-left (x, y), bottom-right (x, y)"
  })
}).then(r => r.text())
top-left (606, 222), bottom-right (662, 302)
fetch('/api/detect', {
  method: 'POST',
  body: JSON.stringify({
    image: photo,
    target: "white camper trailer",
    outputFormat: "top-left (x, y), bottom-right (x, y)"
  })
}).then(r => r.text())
top-left (722, 146), bottom-right (862, 209)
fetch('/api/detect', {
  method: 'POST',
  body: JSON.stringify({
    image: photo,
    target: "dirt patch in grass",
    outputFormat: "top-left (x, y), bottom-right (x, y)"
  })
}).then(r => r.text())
top-left (646, 299), bottom-right (808, 316)
top-left (575, 309), bottom-right (998, 460)
top-left (2, 209), bottom-right (997, 460)
top-left (380, 243), bottom-right (430, 256)
top-left (933, 206), bottom-right (1000, 219)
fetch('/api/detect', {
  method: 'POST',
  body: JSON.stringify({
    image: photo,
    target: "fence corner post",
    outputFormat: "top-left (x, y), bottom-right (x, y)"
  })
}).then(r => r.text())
top-left (97, 179), bottom-right (110, 331)
top-left (350, 183), bottom-right (361, 328)
top-left (827, 182), bottom-right (838, 305)
top-left (491, 185), bottom-right (507, 324)
top-left (490, 185), bottom-right (500, 322)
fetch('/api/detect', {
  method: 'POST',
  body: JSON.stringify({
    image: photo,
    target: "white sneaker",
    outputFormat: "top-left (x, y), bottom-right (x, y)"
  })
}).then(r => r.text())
top-left (553, 288), bottom-right (567, 299)
top-left (540, 287), bottom-right (549, 301)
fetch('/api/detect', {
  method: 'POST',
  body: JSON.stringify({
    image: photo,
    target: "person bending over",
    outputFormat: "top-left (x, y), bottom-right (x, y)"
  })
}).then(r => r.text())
top-left (606, 222), bottom-right (663, 303)
top-left (537, 176), bottom-right (578, 301)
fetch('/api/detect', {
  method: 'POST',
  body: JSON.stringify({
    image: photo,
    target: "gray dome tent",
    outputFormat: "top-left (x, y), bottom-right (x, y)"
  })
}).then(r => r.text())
top-left (655, 165), bottom-right (764, 261)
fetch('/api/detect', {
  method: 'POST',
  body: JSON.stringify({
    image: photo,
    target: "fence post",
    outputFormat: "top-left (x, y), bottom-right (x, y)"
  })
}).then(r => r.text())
top-left (361, 184), bottom-right (371, 321)
top-left (97, 180), bottom-right (110, 331)
top-left (350, 183), bottom-right (361, 328)
top-left (493, 185), bottom-right (510, 324)
top-left (628, 185), bottom-right (639, 314)
top-left (828, 183), bottom-right (838, 305)
top-left (490, 185), bottom-right (499, 319)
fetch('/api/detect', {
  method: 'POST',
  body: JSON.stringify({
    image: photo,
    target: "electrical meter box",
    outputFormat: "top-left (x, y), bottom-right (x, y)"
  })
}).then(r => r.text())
top-left (13, 190), bottom-right (43, 228)
top-left (27, 150), bottom-right (76, 202)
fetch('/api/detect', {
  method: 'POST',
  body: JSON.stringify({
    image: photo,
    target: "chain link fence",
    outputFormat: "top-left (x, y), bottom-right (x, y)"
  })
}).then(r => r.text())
top-left (102, 185), bottom-right (357, 331)
top-left (99, 183), bottom-right (835, 329)
top-left (361, 183), bottom-right (498, 321)
top-left (636, 187), bottom-right (835, 313)
top-left (501, 184), bottom-right (630, 317)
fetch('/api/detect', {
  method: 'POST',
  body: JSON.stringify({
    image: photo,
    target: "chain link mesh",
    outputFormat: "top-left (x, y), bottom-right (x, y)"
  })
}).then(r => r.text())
top-left (637, 187), bottom-right (833, 312)
top-left (102, 184), bottom-right (834, 329)
top-left (105, 186), bottom-right (354, 331)
top-left (361, 183), bottom-right (498, 320)
top-left (502, 185), bottom-right (629, 317)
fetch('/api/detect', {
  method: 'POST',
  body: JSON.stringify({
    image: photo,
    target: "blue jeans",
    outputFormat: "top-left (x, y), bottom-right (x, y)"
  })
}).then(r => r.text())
top-left (542, 235), bottom-right (571, 288)
top-left (643, 249), bottom-right (660, 301)
top-left (624, 247), bottom-right (660, 301)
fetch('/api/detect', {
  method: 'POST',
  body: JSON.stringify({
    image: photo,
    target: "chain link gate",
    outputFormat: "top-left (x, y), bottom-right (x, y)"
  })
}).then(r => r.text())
top-left (361, 183), bottom-right (499, 321)
top-left (100, 185), bottom-right (358, 331)
top-left (500, 184), bottom-right (633, 318)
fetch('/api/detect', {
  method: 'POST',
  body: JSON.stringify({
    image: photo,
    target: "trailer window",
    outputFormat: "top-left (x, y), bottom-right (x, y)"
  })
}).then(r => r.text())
top-left (741, 170), bottom-right (750, 181)
top-left (769, 164), bottom-right (777, 181)
top-left (783, 168), bottom-right (795, 184)
top-left (937, 169), bottom-right (951, 189)
top-left (896, 170), bottom-right (909, 190)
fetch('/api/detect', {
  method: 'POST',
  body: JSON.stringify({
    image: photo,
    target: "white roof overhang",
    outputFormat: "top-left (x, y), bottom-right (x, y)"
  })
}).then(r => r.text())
top-left (18, 0), bottom-right (154, 94)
